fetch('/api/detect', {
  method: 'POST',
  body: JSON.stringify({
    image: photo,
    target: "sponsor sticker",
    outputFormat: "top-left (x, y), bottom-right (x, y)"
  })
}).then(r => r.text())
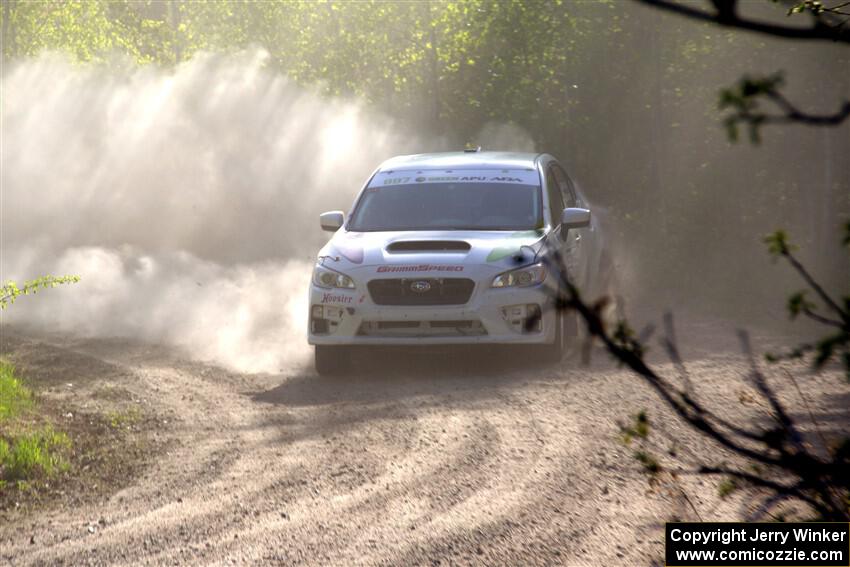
top-left (331, 244), bottom-right (364, 264)
top-left (486, 246), bottom-right (520, 263)
top-left (321, 292), bottom-right (354, 304)
top-left (369, 169), bottom-right (538, 188)
top-left (486, 230), bottom-right (546, 262)
top-left (376, 264), bottom-right (463, 273)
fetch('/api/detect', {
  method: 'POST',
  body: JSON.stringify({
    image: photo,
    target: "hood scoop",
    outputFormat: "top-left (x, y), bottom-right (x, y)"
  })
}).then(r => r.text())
top-left (386, 240), bottom-right (471, 253)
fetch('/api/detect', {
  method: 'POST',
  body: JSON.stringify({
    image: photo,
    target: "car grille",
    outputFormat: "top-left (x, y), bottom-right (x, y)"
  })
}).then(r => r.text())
top-left (367, 278), bottom-right (475, 306)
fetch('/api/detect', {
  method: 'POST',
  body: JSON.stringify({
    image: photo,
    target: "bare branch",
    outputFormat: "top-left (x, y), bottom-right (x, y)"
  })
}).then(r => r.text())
top-left (660, 312), bottom-right (695, 398)
top-left (699, 466), bottom-right (832, 517)
top-left (801, 306), bottom-right (846, 329)
top-left (782, 368), bottom-right (830, 455)
top-left (738, 330), bottom-right (804, 450)
top-left (781, 247), bottom-right (848, 323)
top-left (545, 231), bottom-right (849, 520)
top-left (765, 90), bottom-right (850, 126)
top-left (547, 253), bottom-right (784, 467)
top-left (633, 0), bottom-right (850, 43)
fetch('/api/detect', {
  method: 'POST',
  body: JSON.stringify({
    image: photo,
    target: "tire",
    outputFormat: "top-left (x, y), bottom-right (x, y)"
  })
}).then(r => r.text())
top-left (538, 306), bottom-right (568, 364)
top-left (314, 345), bottom-right (351, 376)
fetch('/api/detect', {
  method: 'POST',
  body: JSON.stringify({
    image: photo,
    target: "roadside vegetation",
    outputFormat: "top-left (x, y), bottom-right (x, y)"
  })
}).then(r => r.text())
top-left (0, 350), bottom-right (157, 514)
top-left (592, 225), bottom-right (850, 520)
top-left (0, 360), bottom-right (72, 490)
top-left (568, 0), bottom-right (850, 520)
top-left (1, 276), bottom-right (80, 492)
top-left (1, 274), bottom-right (152, 509)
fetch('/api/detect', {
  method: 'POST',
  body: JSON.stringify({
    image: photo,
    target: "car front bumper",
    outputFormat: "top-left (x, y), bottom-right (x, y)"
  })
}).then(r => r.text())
top-left (307, 281), bottom-right (558, 346)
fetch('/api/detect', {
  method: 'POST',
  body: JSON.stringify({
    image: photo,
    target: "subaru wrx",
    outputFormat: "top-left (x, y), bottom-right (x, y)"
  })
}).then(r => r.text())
top-left (308, 151), bottom-right (613, 375)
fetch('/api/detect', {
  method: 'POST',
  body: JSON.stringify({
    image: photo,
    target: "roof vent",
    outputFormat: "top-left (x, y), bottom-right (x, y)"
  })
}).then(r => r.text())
top-left (463, 145), bottom-right (482, 153)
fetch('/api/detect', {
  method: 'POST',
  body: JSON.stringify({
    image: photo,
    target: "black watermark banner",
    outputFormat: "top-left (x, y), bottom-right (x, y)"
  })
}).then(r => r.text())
top-left (666, 522), bottom-right (850, 566)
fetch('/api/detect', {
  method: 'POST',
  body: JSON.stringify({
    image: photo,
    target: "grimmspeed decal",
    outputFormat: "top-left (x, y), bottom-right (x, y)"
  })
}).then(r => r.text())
top-left (376, 264), bottom-right (464, 273)
top-left (369, 169), bottom-right (539, 188)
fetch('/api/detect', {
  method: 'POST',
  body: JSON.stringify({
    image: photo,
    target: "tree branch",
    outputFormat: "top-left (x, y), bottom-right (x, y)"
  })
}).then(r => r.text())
top-left (633, 0), bottom-right (850, 43)
top-left (699, 466), bottom-right (833, 518)
top-left (801, 306), bottom-right (846, 329)
top-left (547, 256), bottom-right (784, 467)
top-left (765, 91), bottom-right (850, 126)
top-left (541, 232), bottom-right (849, 520)
top-left (781, 247), bottom-right (848, 323)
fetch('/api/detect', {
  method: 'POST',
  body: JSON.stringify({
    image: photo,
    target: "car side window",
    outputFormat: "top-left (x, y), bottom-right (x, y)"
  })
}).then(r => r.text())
top-left (545, 164), bottom-right (565, 226)
top-left (552, 164), bottom-right (577, 208)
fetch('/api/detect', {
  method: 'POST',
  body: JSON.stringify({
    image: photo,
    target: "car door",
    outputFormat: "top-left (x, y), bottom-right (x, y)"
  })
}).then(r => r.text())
top-left (543, 163), bottom-right (571, 277)
top-left (548, 162), bottom-right (588, 286)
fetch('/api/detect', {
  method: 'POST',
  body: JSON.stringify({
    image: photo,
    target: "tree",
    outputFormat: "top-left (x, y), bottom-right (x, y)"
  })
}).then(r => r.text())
top-left (635, 0), bottom-right (850, 143)
top-left (548, 0), bottom-right (850, 521)
top-left (543, 222), bottom-right (849, 520)
top-left (635, 0), bottom-right (850, 43)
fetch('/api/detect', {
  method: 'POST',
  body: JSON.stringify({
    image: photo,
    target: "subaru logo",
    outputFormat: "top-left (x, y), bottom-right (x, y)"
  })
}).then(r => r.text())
top-left (410, 280), bottom-right (431, 293)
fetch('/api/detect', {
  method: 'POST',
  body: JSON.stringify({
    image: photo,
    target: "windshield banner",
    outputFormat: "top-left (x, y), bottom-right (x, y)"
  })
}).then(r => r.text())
top-left (369, 169), bottom-right (540, 188)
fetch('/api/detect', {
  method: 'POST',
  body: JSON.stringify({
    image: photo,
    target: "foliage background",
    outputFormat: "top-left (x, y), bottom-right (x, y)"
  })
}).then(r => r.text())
top-left (2, 0), bottom-right (848, 319)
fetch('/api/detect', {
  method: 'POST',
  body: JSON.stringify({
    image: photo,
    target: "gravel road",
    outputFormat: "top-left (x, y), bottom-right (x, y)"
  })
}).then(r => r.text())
top-left (1, 321), bottom-right (846, 566)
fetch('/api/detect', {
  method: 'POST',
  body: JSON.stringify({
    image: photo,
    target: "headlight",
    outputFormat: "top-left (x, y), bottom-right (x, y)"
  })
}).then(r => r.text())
top-left (491, 263), bottom-right (546, 288)
top-left (313, 264), bottom-right (355, 289)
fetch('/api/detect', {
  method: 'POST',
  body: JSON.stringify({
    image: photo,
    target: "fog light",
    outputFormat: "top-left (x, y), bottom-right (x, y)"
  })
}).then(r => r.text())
top-left (324, 306), bottom-right (343, 319)
top-left (502, 303), bottom-right (543, 334)
top-left (310, 304), bottom-right (345, 336)
top-left (312, 318), bottom-right (330, 334)
top-left (524, 304), bottom-right (542, 333)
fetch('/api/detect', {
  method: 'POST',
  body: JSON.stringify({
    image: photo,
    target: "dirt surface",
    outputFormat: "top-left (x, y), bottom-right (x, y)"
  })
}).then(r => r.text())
top-left (0, 321), bottom-right (846, 566)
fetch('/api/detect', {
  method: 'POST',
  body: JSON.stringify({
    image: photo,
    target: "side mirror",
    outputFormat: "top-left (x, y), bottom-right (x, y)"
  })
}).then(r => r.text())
top-left (320, 210), bottom-right (344, 232)
top-left (561, 207), bottom-right (591, 230)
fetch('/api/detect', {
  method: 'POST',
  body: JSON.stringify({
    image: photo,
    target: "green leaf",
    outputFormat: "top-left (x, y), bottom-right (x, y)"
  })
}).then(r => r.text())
top-left (787, 291), bottom-right (814, 320)
top-left (1, 276), bottom-right (80, 310)
top-left (764, 231), bottom-right (792, 257)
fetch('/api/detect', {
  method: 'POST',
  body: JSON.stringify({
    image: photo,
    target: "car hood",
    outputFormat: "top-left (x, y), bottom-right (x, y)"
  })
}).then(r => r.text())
top-left (317, 229), bottom-right (550, 274)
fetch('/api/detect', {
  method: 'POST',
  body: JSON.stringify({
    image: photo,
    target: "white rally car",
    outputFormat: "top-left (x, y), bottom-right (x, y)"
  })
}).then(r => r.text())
top-left (308, 151), bottom-right (613, 375)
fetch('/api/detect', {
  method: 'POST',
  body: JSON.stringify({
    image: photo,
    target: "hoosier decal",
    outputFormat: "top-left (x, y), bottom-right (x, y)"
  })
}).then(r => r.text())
top-left (321, 292), bottom-right (354, 304)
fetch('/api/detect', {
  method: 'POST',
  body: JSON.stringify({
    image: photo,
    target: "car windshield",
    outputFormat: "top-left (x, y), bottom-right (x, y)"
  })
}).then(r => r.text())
top-left (348, 176), bottom-right (543, 232)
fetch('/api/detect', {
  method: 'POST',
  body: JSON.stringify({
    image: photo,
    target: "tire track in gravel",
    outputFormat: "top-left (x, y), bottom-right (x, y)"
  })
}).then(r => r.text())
top-left (390, 374), bottom-right (667, 566)
top-left (377, 381), bottom-right (604, 566)
top-left (3, 327), bottom-right (847, 566)
top-left (220, 370), bottom-right (591, 566)
top-left (2, 358), bottom-right (263, 565)
top-left (0, 337), bottom-right (643, 566)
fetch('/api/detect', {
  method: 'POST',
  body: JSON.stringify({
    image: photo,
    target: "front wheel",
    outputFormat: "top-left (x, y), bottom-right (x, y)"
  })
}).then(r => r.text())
top-left (536, 308), bottom-right (580, 364)
top-left (538, 307), bottom-right (572, 364)
top-left (314, 345), bottom-right (351, 376)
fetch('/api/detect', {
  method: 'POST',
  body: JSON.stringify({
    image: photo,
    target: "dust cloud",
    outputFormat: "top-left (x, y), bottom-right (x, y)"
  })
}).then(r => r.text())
top-left (1, 50), bottom-right (434, 373)
top-left (5, 40), bottom-right (844, 374)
